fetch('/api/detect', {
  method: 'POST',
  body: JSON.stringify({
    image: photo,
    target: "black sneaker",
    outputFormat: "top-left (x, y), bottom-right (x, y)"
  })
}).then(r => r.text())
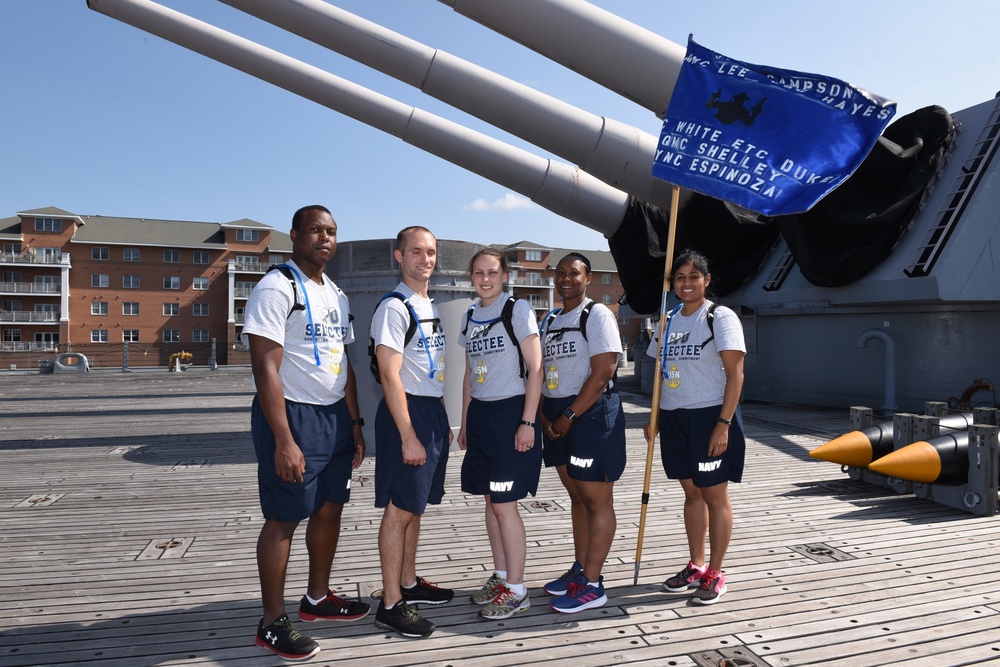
top-left (374, 600), bottom-right (435, 638)
top-left (400, 577), bottom-right (454, 605)
top-left (298, 590), bottom-right (371, 622)
top-left (255, 614), bottom-right (320, 660)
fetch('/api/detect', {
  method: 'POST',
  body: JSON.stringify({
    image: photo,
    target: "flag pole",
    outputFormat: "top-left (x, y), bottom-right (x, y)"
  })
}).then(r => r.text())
top-left (633, 184), bottom-right (680, 586)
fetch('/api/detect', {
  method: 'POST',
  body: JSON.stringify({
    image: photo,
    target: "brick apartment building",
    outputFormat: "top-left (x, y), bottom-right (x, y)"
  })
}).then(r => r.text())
top-left (0, 207), bottom-right (645, 370)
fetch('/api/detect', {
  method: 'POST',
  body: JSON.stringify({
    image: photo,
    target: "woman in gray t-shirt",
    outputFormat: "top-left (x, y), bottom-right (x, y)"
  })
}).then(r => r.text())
top-left (457, 248), bottom-right (543, 620)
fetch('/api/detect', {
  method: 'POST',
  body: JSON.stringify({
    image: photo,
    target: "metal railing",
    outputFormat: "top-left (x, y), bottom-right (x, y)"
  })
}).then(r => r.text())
top-left (0, 311), bottom-right (60, 323)
top-left (0, 282), bottom-right (61, 294)
top-left (0, 252), bottom-right (66, 265)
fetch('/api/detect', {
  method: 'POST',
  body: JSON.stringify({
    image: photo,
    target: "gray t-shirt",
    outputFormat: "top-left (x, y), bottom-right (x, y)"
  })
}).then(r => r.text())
top-left (241, 259), bottom-right (354, 405)
top-left (647, 300), bottom-right (746, 410)
top-left (369, 282), bottom-right (446, 398)
top-left (541, 299), bottom-right (622, 399)
top-left (457, 293), bottom-right (539, 401)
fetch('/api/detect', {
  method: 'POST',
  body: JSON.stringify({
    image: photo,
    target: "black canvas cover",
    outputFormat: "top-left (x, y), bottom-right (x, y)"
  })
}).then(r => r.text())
top-left (778, 105), bottom-right (955, 286)
top-left (608, 195), bottom-right (779, 314)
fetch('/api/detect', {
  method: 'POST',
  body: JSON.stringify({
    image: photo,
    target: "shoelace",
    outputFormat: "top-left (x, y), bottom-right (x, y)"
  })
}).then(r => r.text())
top-left (491, 586), bottom-right (515, 604)
top-left (564, 581), bottom-right (588, 598)
top-left (275, 617), bottom-right (306, 640)
top-left (400, 602), bottom-right (421, 621)
top-left (699, 574), bottom-right (719, 591)
top-left (415, 577), bottom-right (440, 589)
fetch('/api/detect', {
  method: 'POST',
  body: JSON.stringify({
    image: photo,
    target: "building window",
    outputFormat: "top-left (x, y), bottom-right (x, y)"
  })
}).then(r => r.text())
top-left (92, 247), bottom-right (109, 261)
top-left (124, 248), bottom-right (141, 262)
top-left (193, 250), bottom-right (209, 264)
top-left (526, 294), bottom-right (542, 307)
top-left (163, 250), bottom-right (180, 263)
top-left (602, 274), bottom-right (613, 285)
top-left (269, 254), bottom-right (284, 265)
top-left (123, 275), bottom-right (140, 288)
top-left (525, 250), bottom-right (542, 262)
top-left (192, 330), bottom-right (210, 343)
top-left (619, 316), bottom-right (630, 325)
top-left (3, 243), bottom-right (22, 254)
top-left (91, 274), bottom-right (109, 288)
top-left (123, 330), bottom-right (140, 343)
top-left (34, 218), bottom-right (62, 232)
top-left (4, 271), bottom-right (22, 282)
top-left (602, 294), bottom-right (613, 305)
top-left (193, 277), bottom-right (209, 291)
top-left (91, 329), bottom-right (109, 343)
top-left (163, 330), bottom-right (180, 343)
top-left (193, 303), bottom-right (209, 317)
top-left (163, 303), bottom-right (180, 316)
top-left (91, 301), bottom-right (109, 316)
top-left (236, 229), bottom-right (259, 242)
top-left (123, 302), bottom-right (139, 316)
top-left (3, 329), bottom-right (21, 342)
top-left (525, 271), bottom-right (542, 286)
top-left (163, 276), bottom-right (180, 290)
top-left (3, 300), bottom-right (21, 311)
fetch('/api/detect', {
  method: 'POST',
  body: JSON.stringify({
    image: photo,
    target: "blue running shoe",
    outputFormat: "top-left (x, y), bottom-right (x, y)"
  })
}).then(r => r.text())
top-left (543, 561), bottom-right (583, 596)
top-left (549, 576), bottom-right (607, 614)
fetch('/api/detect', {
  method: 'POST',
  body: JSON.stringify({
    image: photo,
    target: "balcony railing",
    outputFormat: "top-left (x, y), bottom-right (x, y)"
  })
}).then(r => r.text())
top-left (0, 341), bottom-right (58, 352)
top-left (234, 287), bottom-right (254, 298)
top-left (230, 259), bottom-right (268, 273)
top-left (0, 282), bottom-right (61, 294)
top-left (0, 311), bottom-right (60, 323)
top-left (0, 252), bottom-right (66, 265)
top-left (509, 277), bottom-right (551, 288)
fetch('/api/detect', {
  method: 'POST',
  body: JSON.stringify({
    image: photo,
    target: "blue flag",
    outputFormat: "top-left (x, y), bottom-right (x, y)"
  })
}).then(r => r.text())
top-left (652, 37), bottom-right (895, 216)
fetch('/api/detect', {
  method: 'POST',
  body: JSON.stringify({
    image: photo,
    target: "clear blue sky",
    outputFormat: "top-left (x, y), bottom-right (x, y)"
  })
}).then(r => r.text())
top-left (2, 0), bottom-right (996, 249)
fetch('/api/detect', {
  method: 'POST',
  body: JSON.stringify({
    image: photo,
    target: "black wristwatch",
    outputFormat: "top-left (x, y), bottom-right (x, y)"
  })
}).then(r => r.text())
top-left (562, 408), bottom-right (576, 422)
top-left (352, 418), bottom-right (365, 427)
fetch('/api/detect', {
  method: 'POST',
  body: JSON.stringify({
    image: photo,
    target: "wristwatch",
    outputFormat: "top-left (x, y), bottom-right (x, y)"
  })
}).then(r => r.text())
top-left (352, 418), bottom-right (365, 427)
top-left (562, 408), bottom-right (577, 422)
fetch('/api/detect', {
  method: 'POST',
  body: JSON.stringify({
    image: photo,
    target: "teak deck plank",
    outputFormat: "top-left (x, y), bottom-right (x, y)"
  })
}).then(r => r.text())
top-left (1, 369), bottom-right (999, 666)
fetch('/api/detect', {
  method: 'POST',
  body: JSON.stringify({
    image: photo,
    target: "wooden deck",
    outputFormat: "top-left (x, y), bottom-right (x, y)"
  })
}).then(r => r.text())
top-left (1, 368), bottom-right (998, 666)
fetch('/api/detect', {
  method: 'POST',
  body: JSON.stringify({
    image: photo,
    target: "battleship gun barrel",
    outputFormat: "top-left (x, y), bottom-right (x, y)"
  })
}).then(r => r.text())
top-left (85, 0), bottom-right (629, 234)
top-left (438, 0), bottom-right (685, 117)
top-left (219, 0), bottom-right (682, 212)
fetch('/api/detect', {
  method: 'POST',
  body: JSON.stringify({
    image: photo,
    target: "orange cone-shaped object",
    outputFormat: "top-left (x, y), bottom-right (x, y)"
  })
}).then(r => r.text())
top-left (809, 422), bottom-right (893, 467)
top-left (867, 432), bottom-right (969, 484)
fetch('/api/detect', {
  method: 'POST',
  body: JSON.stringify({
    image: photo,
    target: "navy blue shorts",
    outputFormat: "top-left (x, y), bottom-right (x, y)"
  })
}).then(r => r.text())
top-left (541, 391), bottom-right (627, 483)
top-left (251, 395), bottom-right (354, 523)
top-left (658, 405), bottom-right (746, 487)
top-left (374, 394), bottom-right (450, 515)
top-left (461, 395), bottom-right (542, 503)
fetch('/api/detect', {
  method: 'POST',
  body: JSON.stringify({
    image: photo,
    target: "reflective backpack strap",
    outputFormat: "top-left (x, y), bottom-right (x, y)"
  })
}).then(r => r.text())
top-left (369, 291), bottom-right (416, 383)
top-left (701, 302), bottom-right (718, 349)
top-left (579, 301), bottom-right (595, 341)
top-left (500, 297), bottom-right (526, 379)
top-left (271, 264), bottom-right (305, 318)
top-left (461, 304), bottom-right (476, 336)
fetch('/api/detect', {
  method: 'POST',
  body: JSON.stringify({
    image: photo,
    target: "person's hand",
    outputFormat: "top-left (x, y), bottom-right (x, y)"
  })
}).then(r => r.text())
top-left (708, 422), bottom-right (730, 458)
top-left (401, 435), bottom-right (427, 466)
top-left (275, 439), bottom-right (306, 483)
top-left (514, 423), bottom-right (535, 452)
